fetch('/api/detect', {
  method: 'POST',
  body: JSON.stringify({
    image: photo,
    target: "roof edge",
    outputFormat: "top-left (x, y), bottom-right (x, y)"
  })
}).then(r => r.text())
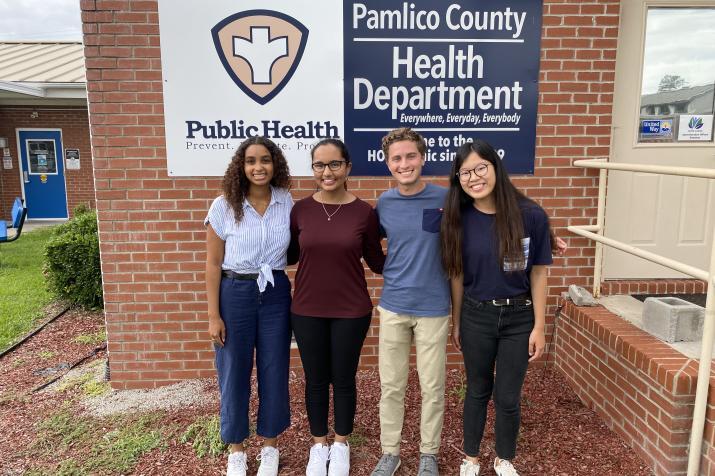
top-left (0, 40), bottom-right (82, 45)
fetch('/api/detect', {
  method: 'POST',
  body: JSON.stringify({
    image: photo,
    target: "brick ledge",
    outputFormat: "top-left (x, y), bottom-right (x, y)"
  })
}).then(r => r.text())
top-left (559, 301), bottom-right (715, 397)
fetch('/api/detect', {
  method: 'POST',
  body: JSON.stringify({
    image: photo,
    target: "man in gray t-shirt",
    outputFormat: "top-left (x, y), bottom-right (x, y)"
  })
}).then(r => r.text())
top-left (371, 128), bottom-right (450, 476)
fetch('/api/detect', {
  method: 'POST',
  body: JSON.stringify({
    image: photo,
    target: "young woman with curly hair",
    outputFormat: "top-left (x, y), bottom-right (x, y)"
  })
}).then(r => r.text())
top-left (205, 136), bottom-right (293, 476)
top-left (441, 139), bottom-right (554, 476)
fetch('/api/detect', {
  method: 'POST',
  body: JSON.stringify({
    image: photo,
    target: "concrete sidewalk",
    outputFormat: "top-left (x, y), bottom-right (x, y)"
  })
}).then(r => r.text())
top-left (23, 220), bottom-right (67, 232)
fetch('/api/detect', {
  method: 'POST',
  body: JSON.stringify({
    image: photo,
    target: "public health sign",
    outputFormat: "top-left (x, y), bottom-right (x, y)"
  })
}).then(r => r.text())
top-left (157, 1), bottom-right (542, 176)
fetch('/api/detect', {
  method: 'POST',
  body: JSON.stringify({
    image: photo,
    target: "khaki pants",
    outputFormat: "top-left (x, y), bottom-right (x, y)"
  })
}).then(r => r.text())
top-left (377, 305), bottom-right (450, 455)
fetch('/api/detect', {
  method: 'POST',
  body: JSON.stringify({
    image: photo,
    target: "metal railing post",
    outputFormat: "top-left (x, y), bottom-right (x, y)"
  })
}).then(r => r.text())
top-left (592, 165), bottom-right (607, 298)
top-left (686, 225), bottom-right (715, 476)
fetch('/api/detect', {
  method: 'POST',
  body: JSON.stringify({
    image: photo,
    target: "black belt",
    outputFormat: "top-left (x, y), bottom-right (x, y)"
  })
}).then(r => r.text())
top-left (222, 270), bottom-right (259, 280)
top-left (483, 294), bottom-right (532, 307)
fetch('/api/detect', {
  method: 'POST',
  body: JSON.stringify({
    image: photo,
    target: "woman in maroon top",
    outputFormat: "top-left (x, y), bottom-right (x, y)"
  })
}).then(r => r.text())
top-left (288, 138), bottom-right (385, 476)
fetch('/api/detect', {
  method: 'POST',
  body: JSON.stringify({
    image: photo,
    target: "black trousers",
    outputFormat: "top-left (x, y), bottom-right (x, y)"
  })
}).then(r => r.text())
top-left (460, 295), bottom-right (534, 459)
top-left (291, 313), bottom-right (372, 437)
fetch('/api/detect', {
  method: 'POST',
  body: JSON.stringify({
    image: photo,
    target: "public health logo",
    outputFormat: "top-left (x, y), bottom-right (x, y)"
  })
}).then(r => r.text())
top-left (688, 116), bottom-right (704, 130)
top-left (211, 10), bottom-right (309, 105)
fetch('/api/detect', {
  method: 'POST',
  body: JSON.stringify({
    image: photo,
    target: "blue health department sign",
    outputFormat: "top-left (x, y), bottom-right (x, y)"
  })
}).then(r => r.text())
top-left (344, 0), bottom-right (543, 175)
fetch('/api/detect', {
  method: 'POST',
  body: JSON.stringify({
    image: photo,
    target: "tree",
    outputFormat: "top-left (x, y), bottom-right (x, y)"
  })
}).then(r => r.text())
top-left (658, 74), bottom-right (689, 92)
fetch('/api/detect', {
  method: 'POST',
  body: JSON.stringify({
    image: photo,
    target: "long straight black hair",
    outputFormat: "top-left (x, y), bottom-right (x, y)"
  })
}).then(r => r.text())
top-left (440, 139), bottom-right (538, 278)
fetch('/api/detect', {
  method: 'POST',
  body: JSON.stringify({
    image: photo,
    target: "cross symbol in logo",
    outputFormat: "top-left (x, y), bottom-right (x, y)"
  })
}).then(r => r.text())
top-left (233, 27), bottom-right (288, 85)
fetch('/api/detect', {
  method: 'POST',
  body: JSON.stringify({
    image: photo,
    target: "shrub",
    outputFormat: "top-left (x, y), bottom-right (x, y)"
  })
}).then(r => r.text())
top-left (44, 208), bottom-right (103, 308)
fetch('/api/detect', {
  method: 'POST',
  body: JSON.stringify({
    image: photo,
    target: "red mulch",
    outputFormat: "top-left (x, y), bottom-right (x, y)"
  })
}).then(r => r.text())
top-left (0, 307), bottom-right (653, 475)
top-left (0, 305), bottom-right (106, 474)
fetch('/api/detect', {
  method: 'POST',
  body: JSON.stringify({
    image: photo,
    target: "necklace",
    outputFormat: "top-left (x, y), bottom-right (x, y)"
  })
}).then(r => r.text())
top-left (320, 191), bottom-right (344, 221)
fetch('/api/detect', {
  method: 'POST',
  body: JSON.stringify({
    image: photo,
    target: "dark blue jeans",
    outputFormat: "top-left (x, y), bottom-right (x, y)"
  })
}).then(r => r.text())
top-left (460, 294), bottom-right (534, 459)
top-left (216, 271), bottom-right (291, 444)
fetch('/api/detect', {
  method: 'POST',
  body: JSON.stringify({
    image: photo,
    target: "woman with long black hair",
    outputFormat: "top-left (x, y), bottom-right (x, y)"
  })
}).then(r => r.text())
top-left (441, 139), bottom-right (553, 476)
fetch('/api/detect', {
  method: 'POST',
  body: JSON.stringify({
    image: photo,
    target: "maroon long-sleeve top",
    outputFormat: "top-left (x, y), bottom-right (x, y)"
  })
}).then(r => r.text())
top-left (288, 195), bottom-right (385, 318)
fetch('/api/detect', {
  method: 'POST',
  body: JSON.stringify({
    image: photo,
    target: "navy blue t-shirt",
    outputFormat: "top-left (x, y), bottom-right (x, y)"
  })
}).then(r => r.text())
top-left (462, 203), bottom-right (553, 301)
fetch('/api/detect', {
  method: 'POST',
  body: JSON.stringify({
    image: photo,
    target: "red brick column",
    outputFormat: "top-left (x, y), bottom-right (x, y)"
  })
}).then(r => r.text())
top-left (81, 0), bottom-right (620, 389)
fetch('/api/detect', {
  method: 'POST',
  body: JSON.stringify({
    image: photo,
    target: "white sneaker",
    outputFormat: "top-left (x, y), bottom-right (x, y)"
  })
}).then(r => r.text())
top-left (493, 457), bottom-right (519, 476)
top-left (327, 442), bottom-right (350, 476)
top-left (306, 443), bottom-right (330, 476)
top-left (459, 459), bottom-right (480, 476)
top-left (227, 451), bottom-right (247, 476)
top-left (257, 446), bottom-right (280, 476)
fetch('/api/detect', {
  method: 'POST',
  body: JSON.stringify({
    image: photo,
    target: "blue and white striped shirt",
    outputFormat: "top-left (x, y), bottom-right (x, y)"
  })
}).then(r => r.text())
top-left (205, 186), bottom-right (293, 292)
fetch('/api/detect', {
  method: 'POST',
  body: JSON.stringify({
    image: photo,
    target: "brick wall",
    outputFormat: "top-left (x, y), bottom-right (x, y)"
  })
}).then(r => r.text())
top-left (80, 0), bottom-right (620, 389)
top-left (0, 106), bottom-right (95, 218)
top-left (556, 302), bottom-right (715, 475)
top-left (601, 279), bottom-right (708, 296)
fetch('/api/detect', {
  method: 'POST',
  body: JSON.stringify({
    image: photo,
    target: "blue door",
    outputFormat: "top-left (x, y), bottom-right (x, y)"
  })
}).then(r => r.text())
top-left (18, 130), bottom-right (68, 219)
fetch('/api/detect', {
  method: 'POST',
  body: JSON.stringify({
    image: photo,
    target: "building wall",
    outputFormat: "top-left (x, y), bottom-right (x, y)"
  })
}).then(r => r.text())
top-left (80, 0), bottom-right (620, 389)
top-left (0, 106), bottom-right (95, 218)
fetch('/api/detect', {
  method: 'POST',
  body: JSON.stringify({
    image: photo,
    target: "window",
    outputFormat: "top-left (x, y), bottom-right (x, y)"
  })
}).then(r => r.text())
top-left (27, 140), bottom-right (58, 174)
top-left (638, 8), bottom-right (715, 143)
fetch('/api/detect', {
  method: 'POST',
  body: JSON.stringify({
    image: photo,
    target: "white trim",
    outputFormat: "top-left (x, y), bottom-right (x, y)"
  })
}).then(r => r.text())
top-left (15, 128), bottom-right (69, 220)
top-left (0, 81), bottom-right (45, 97)
top-left (0, 81), bottom-right (86, 99)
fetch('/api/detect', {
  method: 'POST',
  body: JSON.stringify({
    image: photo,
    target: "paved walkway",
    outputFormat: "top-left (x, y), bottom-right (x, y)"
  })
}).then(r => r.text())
top-left (23, 219), bottom-right (67, 232)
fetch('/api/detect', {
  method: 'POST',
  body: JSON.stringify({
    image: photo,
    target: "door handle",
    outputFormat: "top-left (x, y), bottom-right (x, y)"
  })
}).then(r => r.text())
top-left (23, 171), bottom-right (29, 183)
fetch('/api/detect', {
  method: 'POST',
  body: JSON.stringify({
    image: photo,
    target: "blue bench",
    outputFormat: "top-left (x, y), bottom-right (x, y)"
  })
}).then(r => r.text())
top-left (0, 198), bottom-right (27, 243)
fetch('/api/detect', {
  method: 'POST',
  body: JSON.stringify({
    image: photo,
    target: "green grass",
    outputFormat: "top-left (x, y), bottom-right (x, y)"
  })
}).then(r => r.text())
top-left (180, 415), bottom-right (227, 458)
top-left (0, 226), bottom-right (56, 351)
top-left (33, 404), bottom-right (94, 452)
top-left (81, 380), bottom-right (111, 397)
top-left (30, 408), bottom-right (164, 475)
top-left (85, 415), bottom-right (164, 473)
top-left (450, 372), bottom-right (467, 402)
top-left (74, 329), bottom-right (106, 346)
top-left (347, 430), bottom-right (367, 448)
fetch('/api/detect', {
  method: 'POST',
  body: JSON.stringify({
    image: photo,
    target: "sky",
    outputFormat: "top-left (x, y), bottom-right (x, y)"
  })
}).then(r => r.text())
top-left (0, 0), bottom-right (82, 41)
top-left (641, 8), bottom-right (715, 94)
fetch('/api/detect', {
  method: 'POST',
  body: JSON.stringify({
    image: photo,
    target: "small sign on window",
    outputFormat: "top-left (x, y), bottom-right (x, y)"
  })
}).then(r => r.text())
top-left (677, 115), bottom-right (713, 141)
top-left (640, 119), bottom-right (673, 139)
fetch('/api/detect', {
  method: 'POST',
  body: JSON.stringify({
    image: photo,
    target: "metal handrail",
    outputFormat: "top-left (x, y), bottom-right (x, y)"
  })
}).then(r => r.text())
top-left (568, 158), bottom-right (715, 476)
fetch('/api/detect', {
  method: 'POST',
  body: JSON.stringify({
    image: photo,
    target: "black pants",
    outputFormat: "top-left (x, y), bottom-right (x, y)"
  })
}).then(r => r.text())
top-left (460, 295), bottom-right (534, 459)
top-left (291, 313), bottom-right (372, 437)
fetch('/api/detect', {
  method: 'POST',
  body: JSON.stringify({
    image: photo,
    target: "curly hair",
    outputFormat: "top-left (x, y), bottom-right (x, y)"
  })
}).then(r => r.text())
top-left (222, 136), bottom-right (291, 223)
top-left (381, 127), bottom-right (427, 159)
